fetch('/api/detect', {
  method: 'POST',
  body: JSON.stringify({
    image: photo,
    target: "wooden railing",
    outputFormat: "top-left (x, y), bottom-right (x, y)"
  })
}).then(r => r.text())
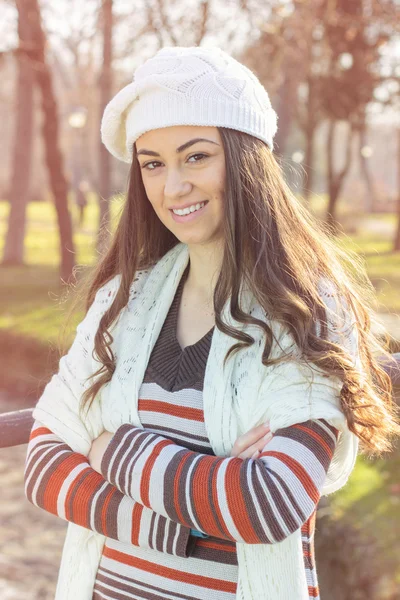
top-left (1, 353), bottom-right (400, 449)
top-left (0, 408), bottom-right (34, 449)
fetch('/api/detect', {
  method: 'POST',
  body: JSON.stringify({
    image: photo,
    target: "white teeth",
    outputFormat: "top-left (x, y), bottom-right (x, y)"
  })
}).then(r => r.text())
top-left (172, 201), bottom-right (206, 216)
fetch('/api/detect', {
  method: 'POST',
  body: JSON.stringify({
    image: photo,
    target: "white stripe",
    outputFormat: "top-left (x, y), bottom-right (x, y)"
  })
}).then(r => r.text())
top-left (171, 518), bottom-right (181, 556)
top-left (89, 480), bottom-right (110, 533)
top-left (56, 462), bottom-right (91, 519)
top-left (215, 457), bottom-right (245, 542)
top-left (244, 460), bottom-right (276, 542)
top-left (140, 381), bottom-right (204, 407)
top-left (259, 455), bottom-right (315, 520)
top-left (24, 438), bottom-right (57, 473)
top-left (268, 467), bottom-right (304, 527)
top-left (260, 437), bottom-right (327, 484)
top-left (162, 517), bottom-right (170, 554)
top-left (26, 446), bottom-right (69, 497)
top-left (151, 511), bottom-right (160, 551)
top-left (137, 503), bottom-right (153, 550)
top-left (254, 464), bottom-right (292, 539)
top-left (314, 419), bottom-right (337, 444)
top-left (184, 454), bottom-right (206, 532)
top-left (116, 495), bottom-right (137, 545)
top-left (146, 442), bottom-right (187, 515)
top-left (105, 428), bottom-right (137, 481)
top-left (120, 432), bottom-right (159, 497)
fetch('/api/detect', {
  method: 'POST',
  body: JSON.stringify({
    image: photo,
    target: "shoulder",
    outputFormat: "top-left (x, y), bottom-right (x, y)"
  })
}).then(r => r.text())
top-left (316, 276), bottom-right (360, 366)
top-left (76, 274), bottom-right (121, 337)
top-left (91, 264), bottom-right (155, 309)
top-left (316, 276), bottom-right (357, 332)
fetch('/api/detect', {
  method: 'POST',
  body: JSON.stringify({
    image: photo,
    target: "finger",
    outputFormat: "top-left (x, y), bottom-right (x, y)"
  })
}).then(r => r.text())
top-left (237, 435), bottom-right (270, 459)
top-left (257, 431), bottom-right (273, 452)
top-left (236, 432), bottom-right (274, 459)
top-left (233, 423), bottom-right (270, 454)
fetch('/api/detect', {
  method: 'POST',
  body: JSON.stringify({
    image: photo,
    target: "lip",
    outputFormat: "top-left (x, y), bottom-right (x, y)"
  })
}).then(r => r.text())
top-left (169, 201), bottom-right (208, 223)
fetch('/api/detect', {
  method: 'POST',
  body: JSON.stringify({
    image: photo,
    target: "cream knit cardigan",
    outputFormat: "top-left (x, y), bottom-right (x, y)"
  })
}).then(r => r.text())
top-left (32, 241), bottom-right (360, 600)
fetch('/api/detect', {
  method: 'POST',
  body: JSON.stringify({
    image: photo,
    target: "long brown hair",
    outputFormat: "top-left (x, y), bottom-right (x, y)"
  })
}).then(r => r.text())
top-left (62, 127), bottom-right (400, 457)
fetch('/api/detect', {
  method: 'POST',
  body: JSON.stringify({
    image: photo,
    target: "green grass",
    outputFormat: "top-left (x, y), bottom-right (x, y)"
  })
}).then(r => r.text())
top-left (0, 193), bottom-right (124, 343)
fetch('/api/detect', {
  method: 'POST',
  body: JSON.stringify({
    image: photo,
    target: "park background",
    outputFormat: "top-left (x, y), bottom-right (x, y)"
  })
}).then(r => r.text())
top-left (0, 0), bottom-right (400, 598)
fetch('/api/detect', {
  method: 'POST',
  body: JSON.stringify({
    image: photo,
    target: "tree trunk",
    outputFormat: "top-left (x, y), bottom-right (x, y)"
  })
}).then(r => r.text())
top-left (358, 121), bottom-right (378, 213)
top-left (302, 76), bottom-right (318, 203)
top-left (2, 0), bottom-right (34, 266)
top-left (273, 64), bottom-right (299, 156)
top-left (326, 118), bottom-right (354, 234)
top-left (27, 0), bottom-right (75, 283)
top-left (97, 0), bottom-right (113, 256)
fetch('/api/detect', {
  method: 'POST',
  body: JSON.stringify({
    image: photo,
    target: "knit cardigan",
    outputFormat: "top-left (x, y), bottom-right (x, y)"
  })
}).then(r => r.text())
top-left (32, 241), bottom-right (360, 600)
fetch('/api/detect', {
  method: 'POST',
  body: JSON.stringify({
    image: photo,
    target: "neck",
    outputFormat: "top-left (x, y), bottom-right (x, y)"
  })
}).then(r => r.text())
top-left (184, 241), bottom-right (223, 302)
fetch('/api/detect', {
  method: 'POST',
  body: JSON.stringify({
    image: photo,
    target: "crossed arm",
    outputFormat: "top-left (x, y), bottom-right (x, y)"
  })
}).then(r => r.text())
top-left (24, 419), bottom-right (195, 557)
top-left (25, 416), bottom-right (339, 550)
top-left (98, 417), bottom-right (339, 543)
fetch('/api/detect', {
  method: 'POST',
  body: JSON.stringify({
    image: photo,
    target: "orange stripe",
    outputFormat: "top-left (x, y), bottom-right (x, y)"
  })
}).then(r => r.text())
top-left (196, 538), bottom-right (237, 553)
top-left (70, 469), bottom-right (104, 528)
top-left (138, 399), bottom-right (204, 422)
top-left (225, 458), bottom-right (260, 543)
top-left (294, 424), bottom-right (334, 457)
top-left (140, 438), bottom-right (174, 507)
top-left (190, 455), bottom-right (226, 537)
top-left (100, 486), bottom-right (118, 535)
top-left (30, 426), bottom-right (53, 440)
top-left (102, 546), bottom-right (237, 593)
top-left (261, 450), bottom-right (320, 503)
top-left (173, 452), bottom-right (193, 528)
top-left (309, 585), bottom-right (320, 597)
top-left (43, 454), bottom-right (89, 516)
top-left (131, 503), bottom-right (143, 545)
top-left (210, 459), bottom-right (234, 541)
top-left (63, 465), bottom-right (94, 523)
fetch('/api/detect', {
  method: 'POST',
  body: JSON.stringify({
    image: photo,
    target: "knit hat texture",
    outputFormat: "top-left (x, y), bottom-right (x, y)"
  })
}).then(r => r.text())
top-left (101, 46), bottom-right (278, 163)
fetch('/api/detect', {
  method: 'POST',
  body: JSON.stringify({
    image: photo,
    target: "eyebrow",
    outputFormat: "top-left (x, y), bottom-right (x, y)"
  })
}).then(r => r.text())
top-left (136, 137), bottom-right (220, 157)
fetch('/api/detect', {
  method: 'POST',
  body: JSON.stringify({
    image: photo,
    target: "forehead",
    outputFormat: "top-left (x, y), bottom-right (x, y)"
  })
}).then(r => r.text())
top-left (136, 125), bottom-right (221, 150)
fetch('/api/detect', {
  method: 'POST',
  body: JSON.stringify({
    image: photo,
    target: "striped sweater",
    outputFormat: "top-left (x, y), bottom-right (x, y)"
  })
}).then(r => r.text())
top-left (25, 264), bottom-right (339, 600)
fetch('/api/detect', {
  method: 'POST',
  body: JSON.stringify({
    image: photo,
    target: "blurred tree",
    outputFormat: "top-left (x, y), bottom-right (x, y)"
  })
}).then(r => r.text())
top-left (18, 0), bottom-right (76, 282)
top-left (97, 0), bottom-right (113, 255)
top-left (2, 0), bottom-right (35, 267)
top-left (242, 0), bottom-right (398, 232)
top-left (320, 0), bottom-right (386, 232)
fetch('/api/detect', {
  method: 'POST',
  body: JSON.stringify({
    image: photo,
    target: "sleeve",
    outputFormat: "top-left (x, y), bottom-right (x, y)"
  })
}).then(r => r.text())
top-left (24, 419), bottom-right (195, 558)
top-left (100, 417), bottom-right (339, 544)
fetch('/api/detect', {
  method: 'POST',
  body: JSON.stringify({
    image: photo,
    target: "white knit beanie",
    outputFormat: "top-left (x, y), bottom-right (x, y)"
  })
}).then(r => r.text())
top-left (101, 46), bottom-right (278, 164)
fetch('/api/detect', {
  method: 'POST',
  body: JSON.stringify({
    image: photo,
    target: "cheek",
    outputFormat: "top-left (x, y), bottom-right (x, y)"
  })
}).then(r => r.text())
top-left (143, 182), bottom-right (162, 210)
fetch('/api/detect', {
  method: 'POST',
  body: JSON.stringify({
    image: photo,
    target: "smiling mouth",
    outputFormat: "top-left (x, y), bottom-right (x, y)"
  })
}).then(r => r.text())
top-left (169, 200), bottom-right (209, 214)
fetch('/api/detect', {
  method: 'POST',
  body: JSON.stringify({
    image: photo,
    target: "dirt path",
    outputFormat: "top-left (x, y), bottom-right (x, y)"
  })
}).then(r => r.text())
top-left (0, 438), bottom-right (66, 599)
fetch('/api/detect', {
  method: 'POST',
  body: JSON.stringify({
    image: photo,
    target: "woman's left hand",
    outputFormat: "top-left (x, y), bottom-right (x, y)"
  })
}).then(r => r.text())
top-left (88, 430), bottom-right (114, 474)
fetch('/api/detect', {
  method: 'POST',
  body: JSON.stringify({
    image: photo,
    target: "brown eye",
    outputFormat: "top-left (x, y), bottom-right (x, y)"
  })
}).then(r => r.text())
top-left (141, 153), bottom-right (208, 171)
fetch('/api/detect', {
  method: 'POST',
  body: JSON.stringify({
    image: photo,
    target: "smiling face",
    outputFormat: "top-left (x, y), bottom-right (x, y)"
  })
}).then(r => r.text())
top-left (135, 125), bottom-right (226, 247)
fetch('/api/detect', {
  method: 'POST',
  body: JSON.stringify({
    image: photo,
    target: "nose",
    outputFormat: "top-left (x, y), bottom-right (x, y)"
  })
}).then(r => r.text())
top-left (164, 167), bottom-right (192, 200)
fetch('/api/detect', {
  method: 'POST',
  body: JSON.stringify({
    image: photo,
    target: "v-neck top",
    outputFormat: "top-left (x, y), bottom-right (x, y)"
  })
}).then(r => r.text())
top-left (143, 263), bottom-right (215, 393)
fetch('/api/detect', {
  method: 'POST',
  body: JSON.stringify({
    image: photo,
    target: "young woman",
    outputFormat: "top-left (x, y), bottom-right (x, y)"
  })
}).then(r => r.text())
top-left (24, 46), bottom-right (399, 600)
